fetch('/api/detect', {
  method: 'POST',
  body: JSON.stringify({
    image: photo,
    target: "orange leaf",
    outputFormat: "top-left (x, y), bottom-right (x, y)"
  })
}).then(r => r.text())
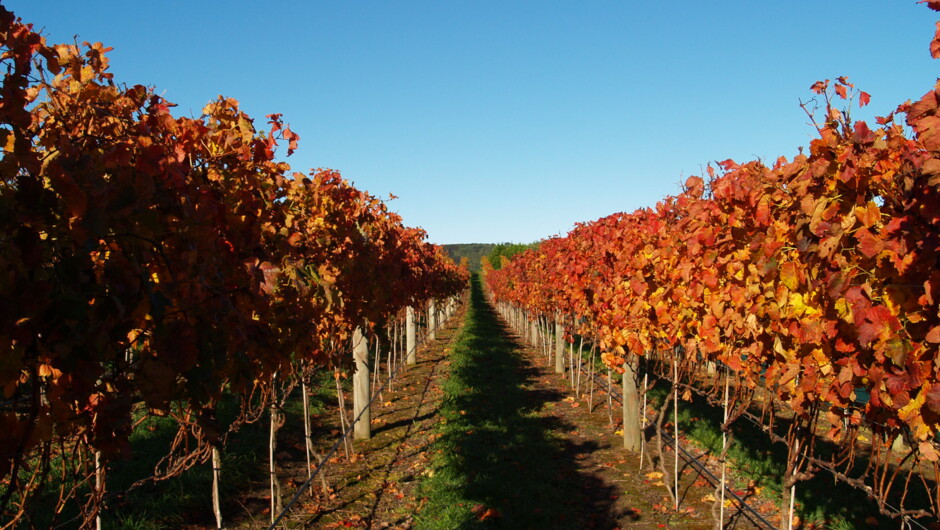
top-left (926, 325), bottom-right (940, 343)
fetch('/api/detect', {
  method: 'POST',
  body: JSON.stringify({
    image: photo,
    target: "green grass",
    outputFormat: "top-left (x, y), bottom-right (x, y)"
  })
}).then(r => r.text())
top-left (103, 372), bottom-right (338, 528)
top-left (8, 370), bottom-right (339, 528)
top-left (415, 274), bottom-right (603, 529)
top-left (103, 405), bottom-right (267, 529)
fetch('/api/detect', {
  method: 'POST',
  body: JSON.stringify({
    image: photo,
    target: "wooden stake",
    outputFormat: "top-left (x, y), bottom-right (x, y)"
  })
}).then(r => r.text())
top-left (606, 367), bottom-right (614, 426)
top-left (334, 372), bottom-right (351, 458)
top-left (212, 446), bottom-right (222, 529)
top-left (639, 371), bottom-right (648, 469)
top-left (576, 336), bottom-right (584, 397)
top-left (302, 380), bottom-right (312, 482)
top-left (95, 450), bottom-right (103, 530)
top-left (352, 327), bottom-right (371, 440)
top-left (568, 338), bottom-right (574, 388)
top-left (588, 341), bottom-right (596, 412)
top-left (406, 306), bottom-right (417, 365)
top-left (673, 354), bottom-right (679, 512)
top-left (269, 379), bottom-right (282, 524)
top-left (720, 368), bottom-right (730, 527)
top-left (622, 356), bottom-right (642, 451)
top-left (788, 438), bottom-right (799, 530)
top-left (428, 300), bottom-right (437, 340)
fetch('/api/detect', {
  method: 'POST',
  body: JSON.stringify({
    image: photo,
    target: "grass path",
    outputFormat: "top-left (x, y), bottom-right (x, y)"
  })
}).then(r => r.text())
top-left (414, 275), bottom-right (625, 528)
top-left (413, 275), bottom-right (778, 529)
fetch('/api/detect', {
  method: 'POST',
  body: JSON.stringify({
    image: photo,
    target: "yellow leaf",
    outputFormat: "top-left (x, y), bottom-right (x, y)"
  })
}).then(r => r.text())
top-left (646, 471), bottom-right (664, 479)
top-left (835, 297), bottom-right (853, 323)
top-left (2, 130), bottom-right (14, 153)
top-left (898, 391), bottom-right (930, 441)
top-left (787, 292), bottom-right (820, 317)
top-left (812, 348), bottom-right (832, 376)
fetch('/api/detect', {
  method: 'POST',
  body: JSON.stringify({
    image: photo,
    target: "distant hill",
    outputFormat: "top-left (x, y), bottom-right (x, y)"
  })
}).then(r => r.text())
top-left (442, 244), bottom-right (495, 272)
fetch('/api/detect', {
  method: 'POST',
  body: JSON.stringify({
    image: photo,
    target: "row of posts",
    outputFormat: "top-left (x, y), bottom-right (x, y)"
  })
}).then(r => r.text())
top-left (495, 301), bottom-right (808, 529)
top-left (498, 303), bottom-right (643, 453)
top-left (351, 297), bottom-right (458, 440)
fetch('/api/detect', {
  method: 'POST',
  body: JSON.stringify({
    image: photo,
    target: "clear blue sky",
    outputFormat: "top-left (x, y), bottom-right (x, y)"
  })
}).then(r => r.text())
top-left (8, 1), bottom-right (939, 244)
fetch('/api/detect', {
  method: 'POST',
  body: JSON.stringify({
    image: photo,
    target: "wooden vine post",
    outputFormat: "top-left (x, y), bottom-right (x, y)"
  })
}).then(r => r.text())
top-left (211, 446), bottom-right (223, 529)
top-left (269, 374), bottom-right (284, 524)
top-left (353, 326), bottom-right (372, 440)
top-left (788, 438), bottom-right (799, 530)
top-left (554, 313), bottom-right (565, 374)
top-left (530, 318), bottom-right (538, 348)
top-left (673, 354), bottom-right (679, 512)
top-left (639, 372), bottom-right (648, 469)
top-left (719, 368), bottom-right (730, 526)
top-left (95, 450), bottom-right (103, 530)
top-left (406, 306), bottom-right (417, 365)
top-left (428, 300), bottom-right (437, 340)
top-left (622, 355), bottom-right (642, 451)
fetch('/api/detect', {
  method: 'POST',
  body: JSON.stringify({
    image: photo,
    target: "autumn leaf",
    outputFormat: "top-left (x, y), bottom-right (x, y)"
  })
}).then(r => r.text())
top-left (925, 325), bottom-right (940, 343)
top-left (919, 441), bottom-right (940, 461)
top-left (932, 21), bottom-right (940, 58)
top-left (779, 262), bottom-right (799, 290)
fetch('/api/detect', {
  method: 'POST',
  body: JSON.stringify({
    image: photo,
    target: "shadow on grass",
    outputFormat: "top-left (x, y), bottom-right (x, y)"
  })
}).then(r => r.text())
top-left (416, 275), bottom-right (625, 529)
top-left (645, 380), bottom-right (936, 528)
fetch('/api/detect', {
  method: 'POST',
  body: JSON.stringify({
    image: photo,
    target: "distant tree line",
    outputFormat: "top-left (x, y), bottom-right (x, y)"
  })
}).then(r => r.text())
top-left (443, 242), bottom-right (539, 272)
top-left (485, 242), bottom-right (540, 270)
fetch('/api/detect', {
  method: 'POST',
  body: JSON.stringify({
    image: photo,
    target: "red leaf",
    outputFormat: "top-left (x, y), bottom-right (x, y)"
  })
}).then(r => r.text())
top-left (885, 371), bottom-right (909, 396)
top-left (810, 80), bottom-right (828, 94)
top-left (852, 121), bottom-right (875, 144)
top-left (284, 126), bottom-right (300, 156)
top-left (855, 228), bottom-right (884, 258)
top-left (922, 0), bottom-right (940, 12)
top-left (932, 21), bottom-right (940, 58)
top-left (909, 88), bottom-right (939, 121)
top-left (913, 115), bottom-right (940, 151)
top-left (856, 305), bottom-right (900, 346)
top-left (835, 84), bottom-right (848, 99)
top-left (926, 384), bottom-right (940, 412)
top-left (755, 197), bottom-right (771, 225)
top-left (859, 91), bottom-right (871, 107)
